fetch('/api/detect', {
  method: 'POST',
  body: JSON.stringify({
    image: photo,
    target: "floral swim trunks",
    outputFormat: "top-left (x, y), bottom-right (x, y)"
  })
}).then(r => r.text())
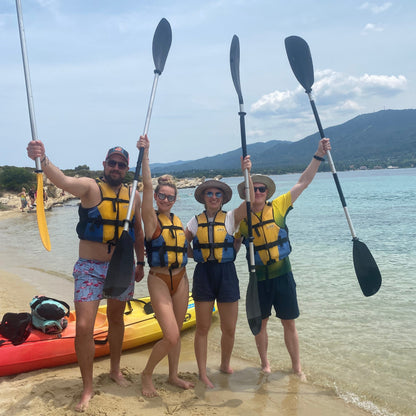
top-left (73, 258), bottom-right (135, 302)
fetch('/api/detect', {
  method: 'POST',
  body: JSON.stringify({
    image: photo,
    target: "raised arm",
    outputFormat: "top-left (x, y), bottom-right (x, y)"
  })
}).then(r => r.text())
top-left (137, 135), bottom-right (158, 239)
top-left (290, 138), bottom-right (331, 204)
top-left (27, 140), bottom-right (95, 200)
top-left (133, 189), bottom-right (145, 282)
top-left (233, 155), bottom-right (254, 226)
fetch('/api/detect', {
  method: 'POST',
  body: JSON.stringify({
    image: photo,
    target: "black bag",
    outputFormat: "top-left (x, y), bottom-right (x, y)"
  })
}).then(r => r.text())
top-left (0, 312), bottom-right (32, 345)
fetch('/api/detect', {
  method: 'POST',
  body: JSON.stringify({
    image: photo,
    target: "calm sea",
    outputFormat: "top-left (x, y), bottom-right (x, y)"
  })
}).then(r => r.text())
top-left (0, 168), bottom-right (415, 416)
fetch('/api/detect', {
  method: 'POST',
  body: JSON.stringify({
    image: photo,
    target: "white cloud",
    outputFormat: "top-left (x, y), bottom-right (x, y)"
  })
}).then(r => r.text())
top-left (247, 129), bottom-right (267, 140)
top-left (362, 23), bottom-right (384, 34)
top-left (250, 89), bottom-right (299, 114)
top-left (359, 2), bottom-right (392, 14)
top-left (250, 69), bottom-right (407, 118)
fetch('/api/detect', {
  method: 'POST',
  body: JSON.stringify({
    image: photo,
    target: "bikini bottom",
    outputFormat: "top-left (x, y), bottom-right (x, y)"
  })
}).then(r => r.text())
top-left (149, 267), bottom-right (186, 296)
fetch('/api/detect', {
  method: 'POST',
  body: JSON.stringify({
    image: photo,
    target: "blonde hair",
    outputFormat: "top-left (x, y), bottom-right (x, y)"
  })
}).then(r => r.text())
top-left (155, 175), bottom-right (177, 195)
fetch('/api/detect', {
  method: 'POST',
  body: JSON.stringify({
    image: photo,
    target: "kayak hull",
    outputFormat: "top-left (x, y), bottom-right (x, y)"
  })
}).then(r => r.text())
top-left (0, 294), bottom-right (209, 377)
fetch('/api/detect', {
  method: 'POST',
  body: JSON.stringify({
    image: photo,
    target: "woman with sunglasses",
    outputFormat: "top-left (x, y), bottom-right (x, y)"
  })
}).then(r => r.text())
top-left (137, 135), bottom-right (193, 397)
top-left (185, 156), bottom-right (253, 388)
top-left (236, 137), bottom-right (331, 380)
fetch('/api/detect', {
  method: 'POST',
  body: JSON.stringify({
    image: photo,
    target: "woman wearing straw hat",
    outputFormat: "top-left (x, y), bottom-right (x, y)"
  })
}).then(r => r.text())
top-left (138, 135), bottom-right (193, 397)
top-left (236, 138), bottom-right (331, 379)
top-left (185, 156), bottom-right (253, 388)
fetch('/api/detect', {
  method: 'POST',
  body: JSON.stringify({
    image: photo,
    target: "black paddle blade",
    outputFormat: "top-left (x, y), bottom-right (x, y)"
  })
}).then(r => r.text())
top-left (285, 35), bottom-right (314, 93)
top-left (230, 35), bottom-right (244, 105)
top-left (353, 239), bottom-right (382, 297)
top-left (104, 231), bottom-right (135, 298)
top-left (152, 18), bottom-right (172, 75)
top-left (246, 271), bottom-right (262, 335)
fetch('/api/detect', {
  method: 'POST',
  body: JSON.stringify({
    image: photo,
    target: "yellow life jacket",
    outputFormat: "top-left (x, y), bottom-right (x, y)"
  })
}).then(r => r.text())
top-left (240, 203), bottom-right (291, 265)
top-left (76, 179), bottom-right (135, 245)
top-left (145, 212), bottom-right (188, 268)
top-left (192, 211), bottom-right (235, 263)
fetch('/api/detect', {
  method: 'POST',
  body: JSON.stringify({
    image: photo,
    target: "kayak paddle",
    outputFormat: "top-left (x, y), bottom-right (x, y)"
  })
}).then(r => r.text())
top-left (284, 35), bottom-right (382, 297)
top-left (15, 0), bottom-right (51, 251)
top-left (230, 35), bottom-right (262, 335)
top-left (104, 18), bottom-right (172, 297)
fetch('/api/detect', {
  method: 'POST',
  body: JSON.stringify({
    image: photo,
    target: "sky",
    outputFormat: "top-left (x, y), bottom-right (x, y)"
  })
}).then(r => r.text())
top-left (1, 0), bottom-right (415, 170)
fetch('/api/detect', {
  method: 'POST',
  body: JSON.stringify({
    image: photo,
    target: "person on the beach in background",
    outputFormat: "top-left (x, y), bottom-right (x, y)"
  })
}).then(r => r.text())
top-left (235, 138), bottom-right (331, 380)
top-left (137, 135), bottom-right (194, 397)
top-left (27, 140), bottom-right (145, 412)
top-left (185, 156), bottom-right (253, 388)
top-left (17, 187), bottom-right (28, 212)
top-left (28, 188), bottom-right (36, 209)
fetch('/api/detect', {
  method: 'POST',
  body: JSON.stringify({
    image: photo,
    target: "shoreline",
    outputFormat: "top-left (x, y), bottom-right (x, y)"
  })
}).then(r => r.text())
top-left (0, 268), bottom-right (373, 416)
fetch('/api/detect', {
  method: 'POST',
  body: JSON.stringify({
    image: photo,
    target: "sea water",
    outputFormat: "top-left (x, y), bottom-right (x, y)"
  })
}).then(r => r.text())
top-left (0, 168), bottom-right (415, 416)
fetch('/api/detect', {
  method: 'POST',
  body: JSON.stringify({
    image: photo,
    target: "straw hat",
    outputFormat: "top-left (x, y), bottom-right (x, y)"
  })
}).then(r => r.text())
top-left (194, 180), bottom-right (232, 204)
top-left (237, 174), bottom-right (276, 200)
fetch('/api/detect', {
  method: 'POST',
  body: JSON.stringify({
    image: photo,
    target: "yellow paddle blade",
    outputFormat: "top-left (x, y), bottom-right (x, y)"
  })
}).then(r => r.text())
top-left (36, 173), bottom-right (51, 251)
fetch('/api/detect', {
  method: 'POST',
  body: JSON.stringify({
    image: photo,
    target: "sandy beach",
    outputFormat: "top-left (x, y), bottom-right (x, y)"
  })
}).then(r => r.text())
top-left (0, 249), bottom-right (373, 416)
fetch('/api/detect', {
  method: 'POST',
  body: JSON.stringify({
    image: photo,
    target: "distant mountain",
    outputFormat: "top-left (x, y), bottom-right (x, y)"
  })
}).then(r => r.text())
top-left (150, 109), bottom-right (416, 176)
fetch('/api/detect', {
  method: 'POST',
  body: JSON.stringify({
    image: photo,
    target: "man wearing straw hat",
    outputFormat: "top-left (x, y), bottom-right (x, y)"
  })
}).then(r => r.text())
top-left (236, 138), bottom-right (331, 379)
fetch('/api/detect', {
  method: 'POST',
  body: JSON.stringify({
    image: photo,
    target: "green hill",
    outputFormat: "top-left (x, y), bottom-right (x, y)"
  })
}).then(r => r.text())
top-left (151, 109), bottom-right (416, 177)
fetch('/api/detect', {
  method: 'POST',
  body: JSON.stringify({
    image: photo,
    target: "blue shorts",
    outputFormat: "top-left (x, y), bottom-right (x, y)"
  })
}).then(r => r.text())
top-left (192, 262), bottom-right (240, 303)
top-left (258, 272), bottom-right (299, 320)
top-left (73, 258), bottom-right (134, 302)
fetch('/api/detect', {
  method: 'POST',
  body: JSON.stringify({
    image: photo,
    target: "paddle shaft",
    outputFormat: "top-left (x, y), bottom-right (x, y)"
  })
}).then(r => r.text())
top-left (238, 107), bottom-right (256, 272)
top-left (16, 0), bottom-right (51, 251)
top-left (307, 92), bottom-right (357, 239)
top-left (123, 71), bottom-right (161, 232)
top-left (15, 0), bottom-right (40, 170)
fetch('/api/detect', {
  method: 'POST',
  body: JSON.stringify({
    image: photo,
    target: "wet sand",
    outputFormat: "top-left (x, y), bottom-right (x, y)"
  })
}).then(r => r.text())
top-left (0, 263), bottom-right (373, 416)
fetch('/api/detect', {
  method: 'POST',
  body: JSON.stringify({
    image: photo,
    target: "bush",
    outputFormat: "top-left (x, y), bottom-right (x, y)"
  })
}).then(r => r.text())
top-left (0, 166), bottom-right (36, 192)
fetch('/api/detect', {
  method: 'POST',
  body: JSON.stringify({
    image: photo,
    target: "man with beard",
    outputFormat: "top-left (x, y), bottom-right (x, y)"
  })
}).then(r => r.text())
top-left (27, 140), bottom-right (144, 412)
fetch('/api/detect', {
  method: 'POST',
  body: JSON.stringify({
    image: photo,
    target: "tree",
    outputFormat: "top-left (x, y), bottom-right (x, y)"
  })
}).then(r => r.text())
top-left (0, 166), bottom-right (36, 192)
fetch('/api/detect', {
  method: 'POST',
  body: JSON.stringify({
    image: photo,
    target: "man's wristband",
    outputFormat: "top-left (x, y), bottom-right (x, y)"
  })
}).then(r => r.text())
top-left (313, 154), bottom-right (325, 162)
top-left (136, 261), bottom-right (145, 266)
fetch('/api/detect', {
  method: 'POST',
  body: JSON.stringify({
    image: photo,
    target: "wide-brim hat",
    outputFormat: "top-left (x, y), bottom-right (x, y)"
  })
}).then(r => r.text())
top-left (237, 174), bottom-right (276, 200)
top-left (194, 180), bottom-right (232, 204)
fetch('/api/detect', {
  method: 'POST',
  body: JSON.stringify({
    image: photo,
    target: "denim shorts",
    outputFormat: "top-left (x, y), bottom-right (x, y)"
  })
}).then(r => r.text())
top-left (258, 271), bottom-right (299, 320)
top-left (73, 258), bottom-right (134, 302)
top-left (192, 261), bottom-right (240, 303)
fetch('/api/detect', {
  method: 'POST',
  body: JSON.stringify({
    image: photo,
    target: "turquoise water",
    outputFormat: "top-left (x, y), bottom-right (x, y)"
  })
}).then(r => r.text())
top-left (0, 168), bottom-right (415, 416)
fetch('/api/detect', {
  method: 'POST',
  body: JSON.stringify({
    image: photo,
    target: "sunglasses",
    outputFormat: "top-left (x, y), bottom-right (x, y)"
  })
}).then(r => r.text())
top-left (157, 193), bottom-right (176, 202)
top-left (107, 160), bottom-right (127, 169)
top-left (206, 191), bottom-right (223, 198)
top-left (254, 186), bottom-right (267, 193)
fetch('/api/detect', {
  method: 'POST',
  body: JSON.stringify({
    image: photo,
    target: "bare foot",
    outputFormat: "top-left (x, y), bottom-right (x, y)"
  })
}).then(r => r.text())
top-left (261, 363), bottom-right (271, 374)
top-left (141, 373), bottom-right (158, 397)
top-left (294, 371), bottom-right (307, 382)
top-left (110, 370), bottom-right (130, 387)
top-left (168, 375), bottom-right (194, 390)
top-left (199, 374), bottom-right (214, 389)
top-left (220, 364), bottom-right (233, 374)
top-left (75, 390), bottom-right (93, 413)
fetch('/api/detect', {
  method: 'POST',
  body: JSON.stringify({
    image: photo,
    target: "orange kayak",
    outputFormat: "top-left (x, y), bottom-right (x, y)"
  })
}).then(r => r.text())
top-left (0, 294), bottom-right (214, 377)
